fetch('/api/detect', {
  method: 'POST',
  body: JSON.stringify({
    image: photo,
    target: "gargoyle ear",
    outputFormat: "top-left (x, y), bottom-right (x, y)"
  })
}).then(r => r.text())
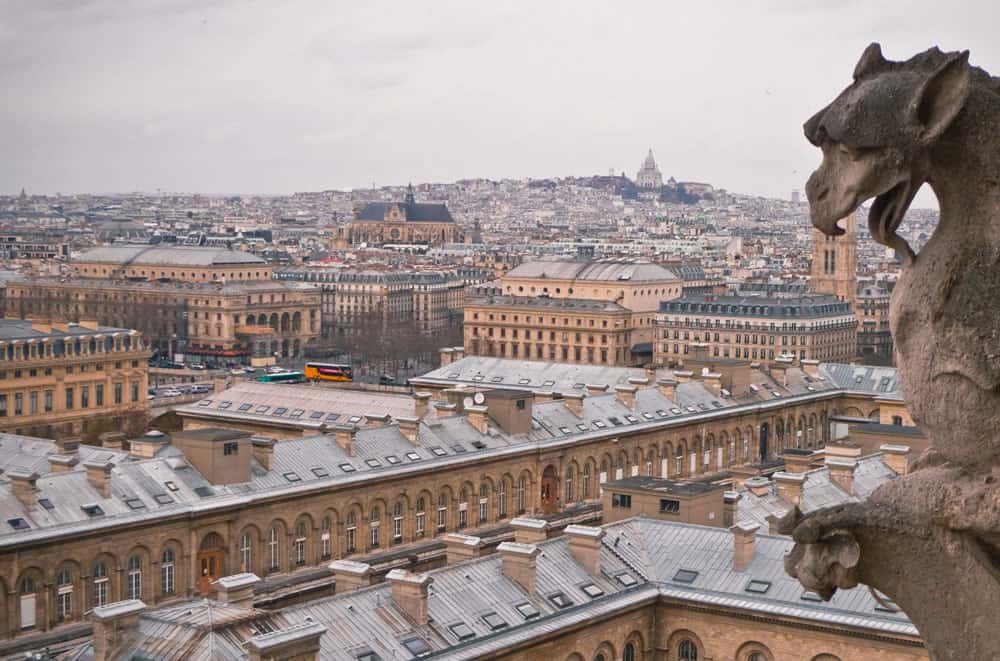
top-left (853, 43), bottom-right (886, 80)
top-left (914, 51), bottom-right (971, 144)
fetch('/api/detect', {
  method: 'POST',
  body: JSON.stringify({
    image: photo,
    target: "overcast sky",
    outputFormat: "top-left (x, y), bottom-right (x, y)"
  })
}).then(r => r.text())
top-left (2, 1), bottom-right (997, 202)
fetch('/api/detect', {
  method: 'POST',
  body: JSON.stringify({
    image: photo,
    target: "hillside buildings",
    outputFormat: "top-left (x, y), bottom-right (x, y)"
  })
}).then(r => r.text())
top-left (635, 149), bottom-right (663, 189)
top-left (337, 184), bottom-right (461, 248)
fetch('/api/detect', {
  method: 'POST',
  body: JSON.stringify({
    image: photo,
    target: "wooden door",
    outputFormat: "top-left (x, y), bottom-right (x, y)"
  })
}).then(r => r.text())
top-left (198, 550), bottom-right (223, 595)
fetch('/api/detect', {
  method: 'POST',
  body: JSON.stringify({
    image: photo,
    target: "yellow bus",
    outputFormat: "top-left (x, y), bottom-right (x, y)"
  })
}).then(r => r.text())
top-left (304, 362), bottom-right (354, 382)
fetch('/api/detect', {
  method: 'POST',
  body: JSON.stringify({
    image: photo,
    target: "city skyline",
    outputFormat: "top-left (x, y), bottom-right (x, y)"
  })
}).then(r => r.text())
top-left (3, 0), bottom-right (996, 207)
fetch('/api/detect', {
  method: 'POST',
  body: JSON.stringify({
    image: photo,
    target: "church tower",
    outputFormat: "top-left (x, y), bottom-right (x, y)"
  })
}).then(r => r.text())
top-left (635, 149), bottom-right (663, 188)
top-left (810, 211), bottom-right (857, 302)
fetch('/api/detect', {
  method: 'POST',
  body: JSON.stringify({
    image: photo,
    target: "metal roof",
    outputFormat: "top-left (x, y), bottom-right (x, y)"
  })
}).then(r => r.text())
top-left (505, 259), bottom-right (679, 283)
top-left (74, 245), bottom-right (266, 267)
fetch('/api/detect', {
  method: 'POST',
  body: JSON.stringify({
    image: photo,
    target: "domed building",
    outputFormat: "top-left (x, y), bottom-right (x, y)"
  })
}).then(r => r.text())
top-left (635, 149), bottom-right (663, 189)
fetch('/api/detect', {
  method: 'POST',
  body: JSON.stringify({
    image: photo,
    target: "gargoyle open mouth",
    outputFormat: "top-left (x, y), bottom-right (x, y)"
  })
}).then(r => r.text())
top-left (868, 181), bottom-right (918, 264)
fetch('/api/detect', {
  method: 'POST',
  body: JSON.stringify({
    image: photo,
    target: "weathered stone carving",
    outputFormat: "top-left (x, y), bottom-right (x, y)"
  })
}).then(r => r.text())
top-left (785, 43), bottom-right (1000, 660)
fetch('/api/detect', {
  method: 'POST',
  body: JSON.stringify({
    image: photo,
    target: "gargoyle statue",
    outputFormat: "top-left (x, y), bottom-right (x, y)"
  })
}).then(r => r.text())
top-left (785, 43), bottom-right (1000, 661)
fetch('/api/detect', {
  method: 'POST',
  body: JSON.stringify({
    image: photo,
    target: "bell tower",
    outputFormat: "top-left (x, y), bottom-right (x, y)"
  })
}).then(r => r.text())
top-left (810, 211), bottom-right (857, 303)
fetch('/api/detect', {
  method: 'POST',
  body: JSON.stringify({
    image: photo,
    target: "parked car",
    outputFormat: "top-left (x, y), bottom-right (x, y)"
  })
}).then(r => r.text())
top-left (160, 388), bottom-right (182, 397)
top-left (190, 384), bottom-right (211, 394)
top-left (265, 365), bottom-right (283, 374)
top-left (243, 366), bottom-right (257, 373)
top-left (230, 367), bottom-right (245, 376)
top-left (187, 363), bottom-right (207, 371)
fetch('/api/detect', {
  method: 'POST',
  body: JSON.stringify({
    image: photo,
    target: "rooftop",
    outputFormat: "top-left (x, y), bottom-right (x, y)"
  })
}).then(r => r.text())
top-left (661, 294), bottom-right (854, 318)
top-left (0, 319), bottom-right (137, 341)
top-left (74, 245), bottom-right (266, 267)
top-left (505, 258), bottom-right (679, 283)
top-left (467, 295), bottom-right (631, 312)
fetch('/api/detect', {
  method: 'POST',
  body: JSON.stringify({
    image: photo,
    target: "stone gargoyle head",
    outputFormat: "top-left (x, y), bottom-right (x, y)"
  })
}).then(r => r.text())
top-left (803, 43), bottom-right (971, 263)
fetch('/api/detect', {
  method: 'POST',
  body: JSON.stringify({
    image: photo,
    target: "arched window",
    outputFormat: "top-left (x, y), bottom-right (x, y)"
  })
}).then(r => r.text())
top-left (478, 484), bottom-right (489, 525)
top-left (675, 445), bottom-right (684, 475)
top-left (564, 467), bottom-right (574, 503)
top-left (93, 562), bottom-right (109, 607)
top-left (346, 512), bottom-right (357, 553)
top-left (679, 640), bottom-right (698, 660)
top-left (268, 527), bottom-right (280, 570)
top-left (56, 569), bottom-right (73, 621)
top-left (517, 477), bottom-right (526, 513)
top-left (370, 507), bottom-right (381, 548)
top-left (127, 555), bottom-right (142, 600)
top-left (240, 533), bottom-right (253, 571)
top-left (20, 576), bottom-right (37, 629)
top-left (458, 490), bottom-right (469, 529)
top-left (437, 493), bottom-right (448, 531)
top-left (294, 521), bottom-right (307, 565)
top-left (748, 654), bottom-right (767, 661)
top-left (624, 643), bottom-right (636, 661)
top-left (161, 549), bottom-right (176, 595)
top-left (415, 498), bottom-right (426, 536)
top-left (595, 656), bottom-right (606, 661)
top-left (321, 517), bottom-right (332, 558)
top-left (393, 502), bottom-right (404, 542)
top-left (498, 482), bottom-right (508, 518)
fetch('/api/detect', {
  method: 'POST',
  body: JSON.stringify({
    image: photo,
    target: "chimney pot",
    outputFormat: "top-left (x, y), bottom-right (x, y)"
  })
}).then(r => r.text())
top-left (614, 384), bottom-right (637, 410)
top-left (723, 490), bottom-right (741, 527)
top-left (732, 522), bottom-right (760, 572)
top-left (434, 402), bottom-right (457, 418)
top-left (442, 533), bottom-right (483, 565)
top-left (510, 517), bottom-right (548, 544)
top-left (465, 405), bottom-right (489, 434)
top-left (673, 370), bottom-right (693, 384)
top-left (246, 622), bottom-right (326, 661)
top-left (497, 542), bottom-right (540, 593)
top-left (413, 391), bottom-right (433, 419)
top-left (329, 560), bottom-right (372, 593)
top-left (8, 468), bottom-right (39, 508)
top-left (84, 460), bottom-right (114, 498)
top-left (91, 599), bottom-right (146, 661)
top-left (657, 378), bottom-right (678, 401)
top-left (826, 457), bottom-right (857, 495)
top-left (48, 453), bottom-right (79, 473)
top-left (773, 471), bottom-right (805, 506)
top-left (386, 569), bottom-right (433, 625)
top-left (563, 393), bottom-right (584, 417)
top-left (565, 525), bottom-right (605, 575)
top-left (879, 443), bottom-right (911, 476)
top-left (396, 416), bottom-right (421, 445)
top-left (251, 436), bottom-right (275, 470)
top-left (212, 572), bottom-right (259, 608)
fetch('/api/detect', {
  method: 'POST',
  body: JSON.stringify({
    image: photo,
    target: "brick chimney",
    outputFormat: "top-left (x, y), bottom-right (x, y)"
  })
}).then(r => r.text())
top-left (98, 431), bottom-right (127, 450)
top-left (773, 471), bottom-right (805, 506)
top-left (657, 378), bottom-right (678, 400)
top-left (497, 542), bottom-right (540, 593)
top-left (827, 458), bottom-right (857, 495)
top-left (439, 347), bottom-right (455, 366)
top-left (443, 533), bottom-right (483, 565)
top-left (330, 560), bottom-right (372, 593)
top-left (413, 391), bottom-right (432, 419)
top-left (434, 402), bottom-right (457, 418)
top-left (673, 370), bottom-right (693, 384)
top-left (825, 442), bottom-right (863, 461)
top-left (585, 383), bottom-right (609, 395)
top-left (91, 600), bottom-right (146, 661)
top-left (744, 476), bottom-right (771, 497)
top-left (8, 468), bottom-right (38, 509)
top-left (702, 372), bottom-right (722, 396)
top-left (614, 384), bottom-right (637, 410)
top-left (386, 569), bottom-right (433, 625)
top-left (565, 525), bottom-right (605, 575)
top-left (466, 405), bottom-right (489, 433)
top-left (723, 490), bottom-right (741, 527)
top-left (801, 359), bottom-right (820, 378)
top-left (452, 346), bottom-right (465, 361)
top-left (333, 424), bottom-right (357, 456)
top-left (48, 453), bottom-right (79, 473)
top-left (879, 443), bottom-right (911, 476)
top-left (212, 572), bottom-right (259, 608)
top-left (628, 376), bottom-right (650, 388)
top-left (781, 451), bottom-right (814, 473)
top-left (511, 517), bottom-right (548, 544)
top-left (251, 436), bottom-right (275, 470)
top-left (732, 522), bottom-right (760, 572)
top-left (396, 416), bottom-right (420, 445)
top-left (364, 413), bottom-right (391, 428)
top-left (246, 622), bottom-right (326, 661)
top-left (563, 393), bottom-right (584, 417)
top-left (84, 460), bottom-right (114, 498)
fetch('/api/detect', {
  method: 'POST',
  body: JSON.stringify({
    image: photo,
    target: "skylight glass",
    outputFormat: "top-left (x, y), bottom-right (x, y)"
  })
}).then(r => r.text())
top-left (673, 569), bottom-right (699, 583)
top-left (515, 602), bottom-right (539, 619)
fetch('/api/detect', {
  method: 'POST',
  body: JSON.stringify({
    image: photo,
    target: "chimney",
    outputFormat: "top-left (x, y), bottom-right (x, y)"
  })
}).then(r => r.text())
top-left (213, 373), bottom-right (229, 395)
top-left (702, 372), bottom-right (722, 396)
top-left (565, 525), bottom-right (605, 575)
top-left (386, 569), bottom-right (433, 625)
top-left (440, 347), bottom-right (455, 366)
top-left (251, 436), bottom-right (275, 470)
top-left (781, 451), bottom-right (814, 473)
top-left (744, 476), bottom-right (771, 497)
top-left (614, 384), bottom-right (637, 410)
top-left (563, 393), bottom-right (584, 417)
top-left (396, 416), bottom-right (420, 445)
top-left (56, 436), bottom-right (81, 455)
top-left (497, 542), bottom-right (540, 593)
top-left (246, 622), bottom-right (326, 661)
top-left (880, 443), bottom-right (911, 476)
top-left (510, 517), bottom-right (548, 544)
top-left (364, 413), bottom-right (391, 428)
top-left (723, 490), bottom-right (741, 527)
top-left (801, 359), bottom-right (820, 378)
top-left (827, 458), bottom-right (857, 495)
top-left (413, 391), bottom-right (432, 419)
top-left (825, 442), bottom-right (863, 461)
top-left (770, 356), bottom-right (793, 386)
top-left (78, 319), bottom-right (100, 331)
top-left (333, 424), bottom-right (357, 456)
top-left (129, 431), bottom-right (169, 459)
top-left (99, 432), bottom-right (126, 451)
top-left (51, 320), bottom-right (71, 333)
top-left (48, 454), bottom-right (79, 473)
top-left (8, 468), bottom-right (38, 509)
top-left (585, 383), bottom-right (608, 395)
top-left (434, 402), bottom-right (457, 418)
top-left (84, 460), bottom-right (114, 498)
top-left (330, 560), bottom-right (372, 593)
top-left (443, 533), bottom-right (483, 565)
top-left (453, 346), bottom-right (465, 361)
top-left (627, 376), bottom-right (650, 388)
top-left (773, 471), bottom-right (805, 506)
top-left (657, 378), bottom-right (678, 401)
top-left (212, 572), bottom-right (259, 608)
top-left (91, 600), bottom-right (146, 661)
top-left (466, 405), bottom-right (489, 433)
top-left (29, 318), bottom-right (52, 334)
top-left (673, 370), bottom-right (693, 384)
top-left (732, 522), bottom-right (760, 572)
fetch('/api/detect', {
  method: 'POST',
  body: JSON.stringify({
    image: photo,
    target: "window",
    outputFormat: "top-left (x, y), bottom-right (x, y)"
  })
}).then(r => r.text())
top-left (393, 502), bottom-right (403, 542)
top-left (346, 512), bottom-right (357, 553)
top-left (161, 549), bottom-right (175, 595)
top-left (616, 572), bottom-right (637, 587)
top-left (449, 621), bottom-right (475, 641)
top-left (745, 579), bottom-right (771, 594)
top-left (515, 602), bottom-right (539, 619)
top-left (114, 382), bottom-right (122, 404)
top-left (29, 391), bottom-right (37, 415)
top-left (81, 386), bottom-right (89, 409)
top-left (747, 654), bottom-right (767, 661)
top-left (268, 527), bottom-right (280, 570)
top-left (481, 611), bottom-right (507, 630)
top-left (127, 555), bottom-right (142, 600)
top-left (132, 381), bottom-right (139, 402)
top-left (56, 570), bottom-right (72, 621)
top-left (624, 643), bottom-right (636, 661)
top-left (93, 562), bottom-right (108, 607)
top-left (370, 507), bottom-right (381, 547)
top-left (611, 493), bottom-right (632, 509)
top-left (401, 637), bottom-right (431, 656)
top-left (240, 533), bottom-right (253, 572)
top-left (498, 481), bottom-right (508, 518)
top-left (478, 484), bottom-right (489, 524)
top-left (223, 442), bottom-right (239, 456)
top-left (96, 384), bottom-right (104, 407)
top-left (65, 387), bottom-right (74, 409)
top-left (356, 650), bottom-right (381, 661)
top-left (294, 522), bottom-right (307, 565)
top-left (564, 467), bottom-right (573, 502)
top-left (437, 493), bottom-right (447, 531)
top-left (44, 390), bottom-right (53, 412)
top-left (673, 569), bottom-right (699, 583)
top-left (517, 477), bottom-right (526, 513)
top-left (580, 583), bottom-right (604, 598)
top-left (415, 498), bottom-right (426, 536)
top-left (548, 591), bottom-right (573, 609)
top-left (660, 499), bottom-right (680, 514)
top-left (321, 517), bottom-right (332, 558)
top-left (679, 639), bottom-right (699, 660)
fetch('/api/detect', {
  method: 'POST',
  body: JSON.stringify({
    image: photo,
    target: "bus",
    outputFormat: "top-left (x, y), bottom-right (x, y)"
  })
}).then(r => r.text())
top-left (304, 363), bottom-right (354, 382)
top-left (258, 371), bottom-right (307, 384)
